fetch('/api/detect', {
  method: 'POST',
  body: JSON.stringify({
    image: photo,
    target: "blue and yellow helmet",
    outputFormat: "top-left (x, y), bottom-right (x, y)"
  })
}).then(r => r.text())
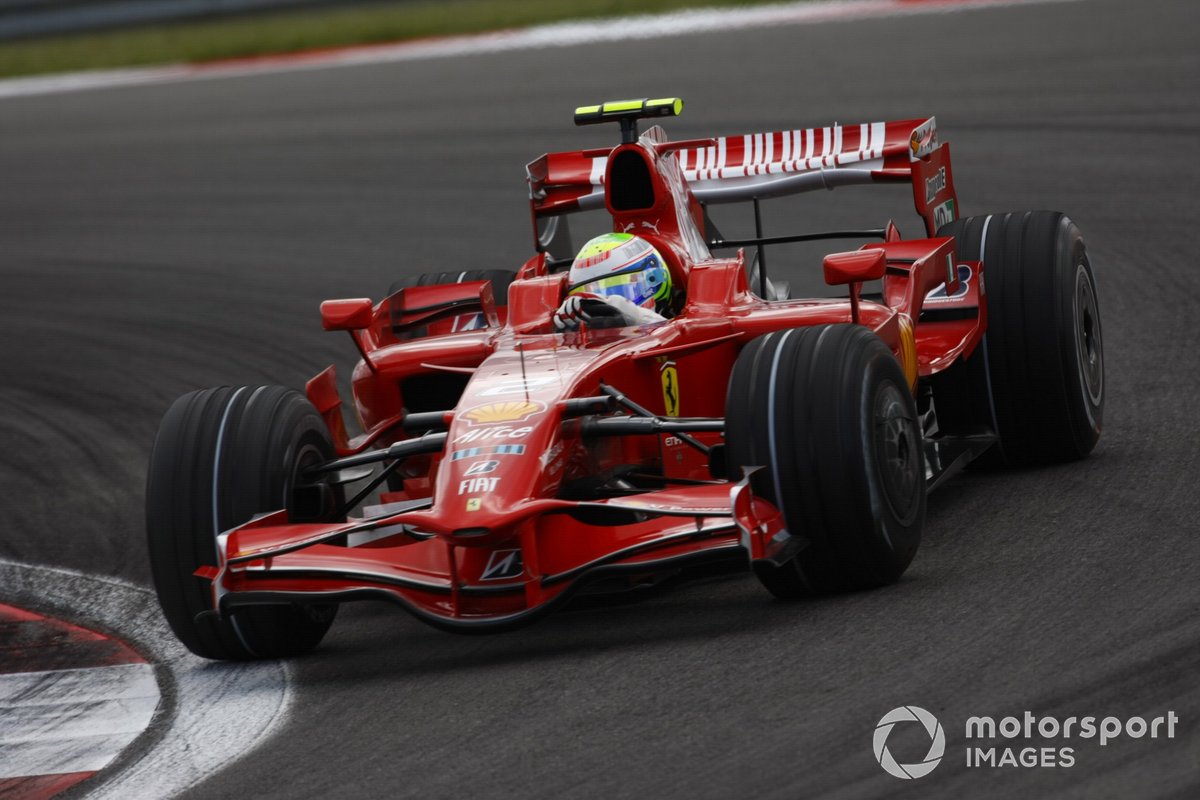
top-left (567, 233), bottom-right (671, 311)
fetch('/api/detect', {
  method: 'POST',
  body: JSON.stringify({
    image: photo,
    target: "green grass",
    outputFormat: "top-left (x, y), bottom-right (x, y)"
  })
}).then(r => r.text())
top-left (0, 0), bottom-right (772, 78)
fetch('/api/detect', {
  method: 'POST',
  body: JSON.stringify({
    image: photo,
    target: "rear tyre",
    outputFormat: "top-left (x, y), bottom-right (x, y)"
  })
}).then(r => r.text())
top-left (387, 269), bottom-right (516, 305)
top-left (936, 212), bottom-right (1103, 465)
top-left (146, 386), bottom-right (341, 660)
top-left (726, 325), bottom-right (925, 597)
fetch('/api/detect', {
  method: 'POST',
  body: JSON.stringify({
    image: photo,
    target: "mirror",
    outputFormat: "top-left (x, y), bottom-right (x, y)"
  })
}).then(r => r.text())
top-left (823, 249), bottom-right (886, 286)
top-left (320, 298), bottom-right (373, 331)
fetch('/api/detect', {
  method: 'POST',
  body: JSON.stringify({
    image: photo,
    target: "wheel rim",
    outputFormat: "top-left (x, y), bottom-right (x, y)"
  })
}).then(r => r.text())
top-left (1073, 261), bottom-right (1104, 412)
top-left (288, 440), bottom-right (332, 521)
top-left (874, 382), bottom-right (921, 525)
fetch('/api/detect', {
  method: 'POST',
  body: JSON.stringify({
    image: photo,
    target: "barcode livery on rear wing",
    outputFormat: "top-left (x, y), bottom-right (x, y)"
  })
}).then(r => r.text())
top-left (682, 122), bottom-right (890, 178)
top-left (527, 116), bottom-right (956, 236)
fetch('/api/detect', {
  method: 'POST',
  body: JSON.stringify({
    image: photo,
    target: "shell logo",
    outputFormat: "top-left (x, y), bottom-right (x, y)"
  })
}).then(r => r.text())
top-left (462, 400), bottom-right (545, 426)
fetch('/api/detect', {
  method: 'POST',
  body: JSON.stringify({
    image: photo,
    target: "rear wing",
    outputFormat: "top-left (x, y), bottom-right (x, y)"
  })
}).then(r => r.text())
top-left (527, 116), bottom-right (958, 239)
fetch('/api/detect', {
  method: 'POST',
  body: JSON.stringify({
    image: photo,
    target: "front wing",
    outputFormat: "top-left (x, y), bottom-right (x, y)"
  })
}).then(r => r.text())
top-left (197, 478), bottom-right (791, 632)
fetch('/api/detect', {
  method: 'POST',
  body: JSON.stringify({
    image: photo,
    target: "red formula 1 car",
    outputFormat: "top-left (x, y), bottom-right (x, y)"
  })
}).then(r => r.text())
top-left (146, 98), bottom-right (1104, 659)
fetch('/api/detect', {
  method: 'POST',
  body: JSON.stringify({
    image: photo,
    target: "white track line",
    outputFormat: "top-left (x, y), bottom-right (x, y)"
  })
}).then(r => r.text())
top-left (0, 559), bottom-right (291, 799)
top-left (0, 0), bottom-right (1080, 100)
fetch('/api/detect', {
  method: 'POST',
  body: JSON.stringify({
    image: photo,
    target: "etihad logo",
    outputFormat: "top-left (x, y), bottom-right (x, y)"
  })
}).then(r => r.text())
top-left (462, 400), bottom-right (544, 426)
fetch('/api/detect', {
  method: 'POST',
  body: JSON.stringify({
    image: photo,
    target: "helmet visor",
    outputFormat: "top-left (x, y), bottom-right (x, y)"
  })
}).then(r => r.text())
top-left (571, 261), bottom-right (668, 308)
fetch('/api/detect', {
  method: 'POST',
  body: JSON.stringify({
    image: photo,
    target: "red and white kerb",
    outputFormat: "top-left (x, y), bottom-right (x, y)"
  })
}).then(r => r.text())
top-left (0, 604), bottom-right (158, 800)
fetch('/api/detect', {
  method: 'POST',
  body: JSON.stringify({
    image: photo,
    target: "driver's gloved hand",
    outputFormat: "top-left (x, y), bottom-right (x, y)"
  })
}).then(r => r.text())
top-left (553, 294), bottom-right (629, 331)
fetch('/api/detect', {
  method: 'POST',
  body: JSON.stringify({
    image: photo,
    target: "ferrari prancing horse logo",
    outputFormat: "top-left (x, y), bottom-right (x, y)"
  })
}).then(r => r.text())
top-left (660, 362), bottom-right (680, 417)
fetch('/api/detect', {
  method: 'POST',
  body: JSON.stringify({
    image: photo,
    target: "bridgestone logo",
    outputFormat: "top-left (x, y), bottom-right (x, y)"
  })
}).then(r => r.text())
top-left (925, 167), bottom-right (947, 204)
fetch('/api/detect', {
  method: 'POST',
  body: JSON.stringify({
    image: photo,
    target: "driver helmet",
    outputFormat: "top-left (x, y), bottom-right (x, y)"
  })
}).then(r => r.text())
top-left (567, 233), bottom-right (671, 312)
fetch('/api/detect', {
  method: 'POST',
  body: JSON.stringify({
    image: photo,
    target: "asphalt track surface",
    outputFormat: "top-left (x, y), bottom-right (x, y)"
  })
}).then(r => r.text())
top-left (1, 0), bottom-right (1198, 797)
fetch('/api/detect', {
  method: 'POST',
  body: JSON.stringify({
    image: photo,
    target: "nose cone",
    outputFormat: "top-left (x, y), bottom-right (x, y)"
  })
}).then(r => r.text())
top-left (437, 382), bottom-right (560, 531)
top-left (429, 337), bottom-right (612, 532)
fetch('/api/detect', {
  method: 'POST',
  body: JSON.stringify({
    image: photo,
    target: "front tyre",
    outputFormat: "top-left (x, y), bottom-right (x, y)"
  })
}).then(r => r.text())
top-left (725, 325), bottom-right (925, 597)
top-left (146, 386), bottom-right (341, 660)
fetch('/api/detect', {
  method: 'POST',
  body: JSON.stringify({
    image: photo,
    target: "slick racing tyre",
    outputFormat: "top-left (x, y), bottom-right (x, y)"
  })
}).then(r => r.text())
top-left (146, 386), bottom-right (342, 660)
top-left (387, 269), bottom-right (516, 306)
top-left (935, 212), bottom-right (1103, 465)
top-left (726, 325), bottom-right (925, 597)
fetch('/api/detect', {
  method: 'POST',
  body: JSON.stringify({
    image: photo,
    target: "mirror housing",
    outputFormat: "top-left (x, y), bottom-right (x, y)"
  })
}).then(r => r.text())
top-left (320, 298), bottom-right (374, 331)
top-left (823, 249), bottom-right (887, 287)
